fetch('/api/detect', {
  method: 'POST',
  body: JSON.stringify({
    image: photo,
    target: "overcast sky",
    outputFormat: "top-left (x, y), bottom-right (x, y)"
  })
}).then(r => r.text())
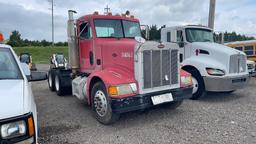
top-left (0, 0), bottom-right (255, 42)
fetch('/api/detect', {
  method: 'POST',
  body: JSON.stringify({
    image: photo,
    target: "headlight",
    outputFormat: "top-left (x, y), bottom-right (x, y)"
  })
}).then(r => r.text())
top-left (206, 68), bottom-right (225, 76)
top-left (180, 75), bottom-right (193, 87)
top-left (0, 114), bottom-right (35, 143)
top-left (1, 120), bottom-right (26, 139)
top-left (108, 83), bottom-right (137, 96)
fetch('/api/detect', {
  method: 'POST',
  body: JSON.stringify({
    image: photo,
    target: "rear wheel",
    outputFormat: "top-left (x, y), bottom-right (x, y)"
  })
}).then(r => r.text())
top-left (92, 82), bottom-right (120, 125)
top-left (48, 70), bottom-right (55, 91)
top-left (187, 69), bottom-right (205, 100)
top-left (55, 71), bottom-right (66, 96)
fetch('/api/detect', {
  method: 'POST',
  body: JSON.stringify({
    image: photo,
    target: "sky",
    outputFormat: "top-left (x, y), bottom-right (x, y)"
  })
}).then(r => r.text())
top-left (0, 0), bottom-right (255, 42)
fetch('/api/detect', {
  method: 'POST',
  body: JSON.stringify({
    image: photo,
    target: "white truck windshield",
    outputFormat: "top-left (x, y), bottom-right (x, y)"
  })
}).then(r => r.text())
top-left (94, 19), bottom-right (141, 38)
top-left (186, 28), bottom-right (214, 43)
top-left (0, 48), bottom-right (22, 80)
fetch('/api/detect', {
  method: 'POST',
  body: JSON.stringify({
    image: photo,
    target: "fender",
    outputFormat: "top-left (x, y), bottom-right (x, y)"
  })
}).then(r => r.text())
top-left (182, 56), bottom-right (227, 76)
top-left (86, 67), bottom-right (137, 105)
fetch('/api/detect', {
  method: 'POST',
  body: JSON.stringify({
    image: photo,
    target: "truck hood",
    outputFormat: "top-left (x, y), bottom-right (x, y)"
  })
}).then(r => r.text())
top-left (192, 42), bottom-right (244, 56)
top-left (0, 80), bottom-right (24, 120)
top-left (101, 38), bottom-right (136, 73)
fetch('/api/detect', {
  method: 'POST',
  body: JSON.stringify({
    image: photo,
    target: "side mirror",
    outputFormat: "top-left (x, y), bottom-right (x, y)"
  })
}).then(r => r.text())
top-left (29, 72), bottom-right (47, 82)
top-left (20, 62), bottom-right (31, 76)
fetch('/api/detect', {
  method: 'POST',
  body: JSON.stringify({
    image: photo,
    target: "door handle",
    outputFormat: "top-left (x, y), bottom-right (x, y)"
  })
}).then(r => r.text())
top-left (89, 51), bottom-right (93, 65)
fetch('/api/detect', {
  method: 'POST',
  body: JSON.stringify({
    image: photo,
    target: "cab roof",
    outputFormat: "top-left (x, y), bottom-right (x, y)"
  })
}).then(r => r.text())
top-left (0, 44), bottom-right (12, 49)
top-left (77, 14), bottom-right (139, 22)
top-left (163, 25), bottom-right (213, 31)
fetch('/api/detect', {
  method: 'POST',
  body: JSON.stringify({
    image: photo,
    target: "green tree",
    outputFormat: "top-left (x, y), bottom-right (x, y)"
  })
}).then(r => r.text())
top-left (8, 30), bottom-right (23, 47)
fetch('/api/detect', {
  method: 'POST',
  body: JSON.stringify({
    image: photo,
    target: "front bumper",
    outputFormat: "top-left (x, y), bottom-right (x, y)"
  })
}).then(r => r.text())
top-left (203, 74), bottom-right (249, 92)
top-left (111, 87), bottom-right (193, 114)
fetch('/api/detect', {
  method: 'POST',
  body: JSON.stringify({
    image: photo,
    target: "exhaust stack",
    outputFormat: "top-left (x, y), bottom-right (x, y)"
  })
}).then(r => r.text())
top-left (67, 10), bottom-right (79, 74)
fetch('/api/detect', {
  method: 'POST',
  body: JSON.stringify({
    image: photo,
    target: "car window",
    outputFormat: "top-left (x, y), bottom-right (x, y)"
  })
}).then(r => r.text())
top-left (0, 48), bottom-right (23, 80)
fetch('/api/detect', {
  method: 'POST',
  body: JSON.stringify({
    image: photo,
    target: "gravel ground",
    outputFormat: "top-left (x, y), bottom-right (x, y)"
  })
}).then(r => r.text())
top-left (33, 65), bottom-right (256, 144)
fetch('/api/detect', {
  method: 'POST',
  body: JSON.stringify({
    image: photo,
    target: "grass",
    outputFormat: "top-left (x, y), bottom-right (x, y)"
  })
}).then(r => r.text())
top-left (13, 46), bottom-right (68, 64)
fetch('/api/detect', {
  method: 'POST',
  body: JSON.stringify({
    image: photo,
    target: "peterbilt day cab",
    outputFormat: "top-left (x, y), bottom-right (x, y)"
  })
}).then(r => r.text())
top-left (47, 11), bottom-right (193, 124)
top-left (0, 43), bottom-right (47, 143)
top-left (161, 25), bottom-right (249, 100)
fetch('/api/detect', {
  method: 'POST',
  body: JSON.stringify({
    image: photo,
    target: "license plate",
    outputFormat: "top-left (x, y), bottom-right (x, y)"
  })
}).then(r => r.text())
top-left (151, 93), bottom-right (173, 105)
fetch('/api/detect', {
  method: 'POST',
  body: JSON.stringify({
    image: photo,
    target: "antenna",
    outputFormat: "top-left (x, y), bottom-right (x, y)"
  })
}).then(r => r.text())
top-left (104, 5), bottom-right (111, 15)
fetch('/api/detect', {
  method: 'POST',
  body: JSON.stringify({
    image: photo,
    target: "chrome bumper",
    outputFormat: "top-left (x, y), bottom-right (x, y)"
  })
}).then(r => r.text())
top-left (203, 74), bottom-right (249, 92)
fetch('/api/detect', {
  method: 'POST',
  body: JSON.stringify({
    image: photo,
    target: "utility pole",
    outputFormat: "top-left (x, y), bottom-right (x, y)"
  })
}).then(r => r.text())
top-left (208, 0), bottom-right (216, 29)
top-left (48, 0), bottom-right (54, 47)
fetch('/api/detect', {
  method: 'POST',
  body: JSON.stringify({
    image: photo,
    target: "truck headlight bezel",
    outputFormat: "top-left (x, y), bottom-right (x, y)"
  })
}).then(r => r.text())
top-left (206, 68), bottom-right (225, 76)
top-left (108, 83), bottom-right (137, 96)
top-left (0, 113), bottom-right (35, 143)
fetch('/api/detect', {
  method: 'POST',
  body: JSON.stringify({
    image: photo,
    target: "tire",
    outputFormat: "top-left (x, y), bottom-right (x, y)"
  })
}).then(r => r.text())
top-left (186, 69), bottom-right (205, 100)
top-left (48, 70), bottom-right (55, 91)
top-left (162, 101), bottom-right (183, 109)
top-left (55, 71), bottom-right (66, 96)
top-left (91, 82), bottom-right (120, 125)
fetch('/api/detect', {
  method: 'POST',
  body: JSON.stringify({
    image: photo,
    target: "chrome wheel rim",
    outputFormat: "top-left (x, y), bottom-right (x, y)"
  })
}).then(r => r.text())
top-left (94, 90), bottom-right (108, 117)
top-left (55, 76), bottom-right (59, 91)
top-left (192, 77), bottom-right (199, 94)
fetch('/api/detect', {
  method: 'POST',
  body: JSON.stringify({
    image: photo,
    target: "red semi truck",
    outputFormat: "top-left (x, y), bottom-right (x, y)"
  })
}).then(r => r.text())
top-left (47, 10), bottom-right (193, 124)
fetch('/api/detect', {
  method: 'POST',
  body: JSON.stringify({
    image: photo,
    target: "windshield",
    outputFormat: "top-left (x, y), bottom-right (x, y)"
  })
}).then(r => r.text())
top-left (94, 19), bottom-right (141, 38)
top-left (186, 28), bottom-right (214, 43)
top-left (0, 48), bottom-right (23, 80)
top-left (20, 54), bottom-right (30, 64)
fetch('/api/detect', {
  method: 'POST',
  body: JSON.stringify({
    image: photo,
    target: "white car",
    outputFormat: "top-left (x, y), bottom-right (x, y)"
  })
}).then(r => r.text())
top-left (0, 44), bottom-right (47, 143)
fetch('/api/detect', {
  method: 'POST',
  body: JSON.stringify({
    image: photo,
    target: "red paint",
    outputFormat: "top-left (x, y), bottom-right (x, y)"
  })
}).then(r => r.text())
top-left (76, 14), bottom-right (139, 104)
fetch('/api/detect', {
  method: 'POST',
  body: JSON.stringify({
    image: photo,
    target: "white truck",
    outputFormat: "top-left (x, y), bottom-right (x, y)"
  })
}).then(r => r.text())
top-left (0, 43), bottom-right (47, 143)
top-left (161, 25), bottom-right (249, 99)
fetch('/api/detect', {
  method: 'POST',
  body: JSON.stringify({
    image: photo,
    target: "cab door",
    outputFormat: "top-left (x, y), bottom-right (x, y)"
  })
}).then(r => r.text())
top-left (78, 21), bottom-right (94, 72)
top-left (176, 30), bottom-right (185, 62)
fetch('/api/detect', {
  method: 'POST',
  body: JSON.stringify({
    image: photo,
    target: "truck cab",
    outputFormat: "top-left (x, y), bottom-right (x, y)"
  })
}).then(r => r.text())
top-left (161, 25), bottom-right (249, 99)
top-left (48, 11), bottom-right (193, 124)
top-left (0, 44), bottom-right (47, 143)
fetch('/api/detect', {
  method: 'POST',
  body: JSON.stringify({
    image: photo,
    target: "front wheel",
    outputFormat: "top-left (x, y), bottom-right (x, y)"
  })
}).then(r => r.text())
top-left (91, 82), bottom-right (120, 125)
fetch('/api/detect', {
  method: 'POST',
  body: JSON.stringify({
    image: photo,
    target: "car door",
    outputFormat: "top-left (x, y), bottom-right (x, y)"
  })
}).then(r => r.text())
top-left (78, 21), bottom-right (94, 72)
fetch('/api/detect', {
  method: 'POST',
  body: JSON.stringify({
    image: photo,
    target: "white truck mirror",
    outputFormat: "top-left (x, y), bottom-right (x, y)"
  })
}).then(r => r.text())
top-left (20, 62), bottom-right (31, 76)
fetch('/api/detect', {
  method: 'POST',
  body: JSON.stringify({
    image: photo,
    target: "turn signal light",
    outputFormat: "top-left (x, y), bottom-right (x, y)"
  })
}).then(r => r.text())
top-left (108, 86), bottom-right (118, 96)
top-left (28, 116), bottom-right (35, 137)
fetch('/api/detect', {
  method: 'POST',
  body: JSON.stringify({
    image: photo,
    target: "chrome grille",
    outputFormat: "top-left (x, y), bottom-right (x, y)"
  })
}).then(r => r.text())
top-left (143, 49), bottom-right (178, 89)
top-left (171, 49), bottom-right (179, 84)
top-left (229, 54), bottom-right (247, 73)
